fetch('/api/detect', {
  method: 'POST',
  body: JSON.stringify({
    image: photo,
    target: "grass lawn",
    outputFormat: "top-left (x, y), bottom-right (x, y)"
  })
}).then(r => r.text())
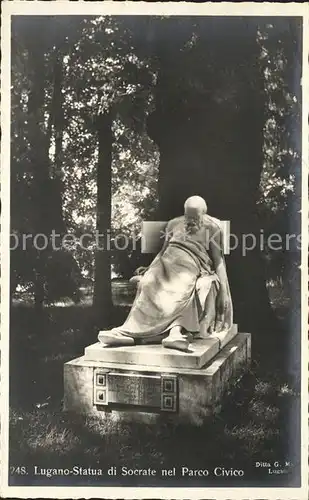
top-left (8, 285), bottom-right (301, 487)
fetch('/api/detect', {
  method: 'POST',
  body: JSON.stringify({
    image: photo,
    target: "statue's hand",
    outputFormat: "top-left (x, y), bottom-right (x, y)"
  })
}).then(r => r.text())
top-left (134, 266), bottom-right (148, 276)
top-left (130, 266), bottom-right (148, 286)
top-left (215, 291), bottom-right (229, 332)
top-left (129, 275), bottom-right (142, 285)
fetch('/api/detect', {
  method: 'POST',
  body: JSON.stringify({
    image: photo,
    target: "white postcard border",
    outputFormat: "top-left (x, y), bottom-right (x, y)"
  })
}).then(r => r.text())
top-left (1, 2), bottom-right (308, 499)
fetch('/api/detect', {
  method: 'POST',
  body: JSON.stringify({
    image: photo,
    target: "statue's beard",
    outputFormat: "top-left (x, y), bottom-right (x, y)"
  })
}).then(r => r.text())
top-left (184, 214), bottom-right (204, 235)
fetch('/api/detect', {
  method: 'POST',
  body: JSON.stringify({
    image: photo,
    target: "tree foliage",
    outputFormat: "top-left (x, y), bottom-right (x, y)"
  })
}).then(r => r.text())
top-left (257, 20), bottom-right (301, 284)
top-left (10, 15), bottom-right (301, 309)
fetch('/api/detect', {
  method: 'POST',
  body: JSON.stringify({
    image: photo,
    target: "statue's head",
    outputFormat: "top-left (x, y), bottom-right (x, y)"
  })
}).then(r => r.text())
top-left (184, 196), bottom-right (207, 215)
top-left (184, 196), bottom-right (207, 234)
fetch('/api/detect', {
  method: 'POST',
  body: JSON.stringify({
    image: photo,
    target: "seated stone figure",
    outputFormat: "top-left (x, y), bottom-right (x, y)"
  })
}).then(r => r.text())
top-left (98, 195), bottom-right (233, 352)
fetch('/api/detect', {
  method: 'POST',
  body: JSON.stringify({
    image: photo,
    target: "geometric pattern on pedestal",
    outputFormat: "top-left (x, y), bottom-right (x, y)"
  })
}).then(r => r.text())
top-left (161, 374), bottom-right (178, 412)
top-left (93, 369), bottom-right (109, 406)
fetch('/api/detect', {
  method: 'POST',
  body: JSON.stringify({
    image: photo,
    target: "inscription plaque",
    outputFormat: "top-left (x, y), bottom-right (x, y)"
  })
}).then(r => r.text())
top-left (108, 372), bottom-right (161, 407)
top-left (93, 369), bottom-right (178, 412)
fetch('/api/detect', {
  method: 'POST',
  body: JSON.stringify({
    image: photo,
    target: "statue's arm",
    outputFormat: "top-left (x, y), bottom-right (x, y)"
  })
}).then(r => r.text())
top-left (131, 220), bottom-right (174, 281)
top-left (209, 227), bottom-right (230, 330)
top-left (209, 227), bottom-right (228, 294)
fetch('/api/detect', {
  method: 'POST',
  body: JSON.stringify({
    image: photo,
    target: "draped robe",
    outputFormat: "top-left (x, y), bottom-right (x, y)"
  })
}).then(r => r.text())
top-left (108, 216), bottom-right (233, 339)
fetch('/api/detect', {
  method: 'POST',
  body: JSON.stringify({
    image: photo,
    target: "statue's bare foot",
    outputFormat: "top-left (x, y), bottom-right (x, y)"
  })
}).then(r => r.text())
top-left (98, 329), bottom-right (135, 347)
top-left (162, 327), bottom-right (189, 352)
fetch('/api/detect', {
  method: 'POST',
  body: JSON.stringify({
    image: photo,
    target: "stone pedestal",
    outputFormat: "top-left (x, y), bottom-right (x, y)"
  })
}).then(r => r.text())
top-left (63, 328), bottom-right (251, 426)
top-left (84, 324), bottom-right (238, 369)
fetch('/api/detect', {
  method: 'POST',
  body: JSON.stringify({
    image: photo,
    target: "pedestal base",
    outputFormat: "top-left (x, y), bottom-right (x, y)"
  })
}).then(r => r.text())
top-left (64, 332), bottom-right (251, 426)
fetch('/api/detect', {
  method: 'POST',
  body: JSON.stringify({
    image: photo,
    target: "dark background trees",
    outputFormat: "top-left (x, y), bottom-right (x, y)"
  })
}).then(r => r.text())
top-left (10, 15), bottom-right (301, 354)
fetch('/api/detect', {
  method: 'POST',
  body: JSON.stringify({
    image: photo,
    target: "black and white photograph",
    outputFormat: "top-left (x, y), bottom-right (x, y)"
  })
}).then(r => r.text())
top-left (1, 2), bottom-right (308, 499)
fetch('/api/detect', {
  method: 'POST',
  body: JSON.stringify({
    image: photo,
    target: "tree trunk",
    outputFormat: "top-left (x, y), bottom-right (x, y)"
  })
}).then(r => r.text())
top-left (50, 49), bottom-right (66, 233)
top-left (26, 38), bottom-right (68, 313)
top-left (26, 39), bottom-right (50, 315)
top-left (93, 112), bottom-right (114, 328)
top-left (147, 19), bottom-right (279, 352)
